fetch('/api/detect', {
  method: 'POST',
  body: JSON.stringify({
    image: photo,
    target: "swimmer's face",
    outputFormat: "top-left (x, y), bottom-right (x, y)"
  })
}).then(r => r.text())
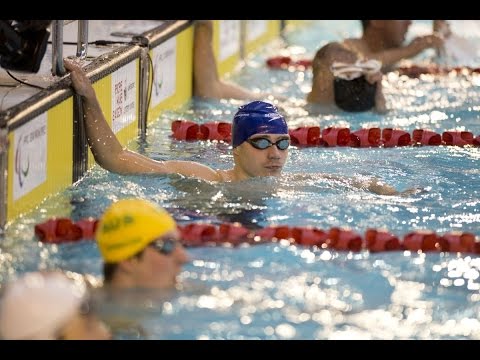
top-left (233, 134), bottom-right (290, 178)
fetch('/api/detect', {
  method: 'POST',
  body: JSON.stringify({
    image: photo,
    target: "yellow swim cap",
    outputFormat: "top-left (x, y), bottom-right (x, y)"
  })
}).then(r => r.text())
top-left (96, 199), bottom-right (177, 263)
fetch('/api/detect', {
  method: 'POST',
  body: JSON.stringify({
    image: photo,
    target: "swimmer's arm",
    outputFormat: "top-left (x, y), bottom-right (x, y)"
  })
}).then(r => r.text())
top-left (113, 151), bottom-right (223, 182)
top-left (82, 103), bottom-right (222, 180)
top-left (353, 177), bottom-right (398, 195)
top-left (352, 177), bottom-right (423, 196)
top-left (317, 173), bottom-right (411, 196)
top-left (193, 20), bottom-right (277, 101)
top-left (367, 35), bottom-right (444, 71)
top-left (65, 59), bottom-right (222, 182)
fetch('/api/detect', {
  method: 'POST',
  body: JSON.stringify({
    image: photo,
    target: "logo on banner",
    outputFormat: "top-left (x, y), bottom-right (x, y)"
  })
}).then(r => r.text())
top-left (15, 135), bottom-right (30, 188)
top-left (13, 113), bottom-right (47, 201)
top-left (150, 37), bottom-right (176, 107)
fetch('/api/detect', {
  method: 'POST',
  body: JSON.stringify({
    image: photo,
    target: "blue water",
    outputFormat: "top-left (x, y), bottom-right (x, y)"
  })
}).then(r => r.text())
top-left (1, 20), bottom-right (480, 339)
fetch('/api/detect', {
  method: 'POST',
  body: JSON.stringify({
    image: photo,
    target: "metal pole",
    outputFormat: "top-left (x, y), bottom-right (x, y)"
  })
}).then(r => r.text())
top-left (0, 127), bottom-right (8, 235)
top-left (76, 20), bottom-right (89, 59)
top-left (139, 47), bottom-right (149, 140)
top-left (52, 20), bottom-right (66, 76)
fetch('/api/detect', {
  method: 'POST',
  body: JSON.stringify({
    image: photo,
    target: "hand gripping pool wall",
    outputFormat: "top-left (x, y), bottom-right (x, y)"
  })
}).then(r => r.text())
top-left (0, 43), bottom-right (144, 229)
top-left (0, 21), bottom-right (198, 230)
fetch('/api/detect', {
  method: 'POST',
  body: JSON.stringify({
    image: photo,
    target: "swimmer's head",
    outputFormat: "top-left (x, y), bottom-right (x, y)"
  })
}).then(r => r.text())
top-left (334, 75), bottom-right (377, 112)
top-left (232, 101), bottom-right (288, 148)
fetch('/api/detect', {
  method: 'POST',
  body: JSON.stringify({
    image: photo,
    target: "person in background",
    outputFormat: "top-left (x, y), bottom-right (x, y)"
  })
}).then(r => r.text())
top-left (0, 271), bottom-right (111, 340)
top-left (307, 42), bottom-right (386, 113)
top-left (343, 20), bottom-right (444, 72)
top-left (193, 20), bottom-right (275, 101)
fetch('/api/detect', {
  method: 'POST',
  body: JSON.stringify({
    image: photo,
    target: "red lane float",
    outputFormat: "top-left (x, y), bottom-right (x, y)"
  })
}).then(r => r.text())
top-left (441, 232), bottom-right (478, 253)
top-left (291, 226), bottom-right (328, 247)
top-left (34, 219), bottom-right (480, 255)
top-left (266, 56), bottom-right (312, 70)
top-left (327, 228), bottom-right (363, 251)
top-left (171, 122), bottom-right (480, 148)
top-left (34, 218), bottom-right (98, 244)
top-left (320, 127), bottom-right (351, 147)
top-left (403, 231), bottom-right (440, 251)
top-left (289, 126), bottom-right (320, 146)
top-left (199, 122), bottom-right (231, 142)
top-left (382, 129), bottom-right (411, 148)
top-left (350, 128), bottom-right (381, 148)
top-left (171, 120), bottom-right (200, 141)
top-left (181, 225), bottom-right (479, 255)
top-left (412, 129), bottom-right (442, 146)
top-left (365, 229), bottom-right (401, 252)
top-left (442, 131), bottom-right (474, 147)
top-left (172, 120), bottom-right (231, 142)
top-left (475, 135), bottom-right (480, 146)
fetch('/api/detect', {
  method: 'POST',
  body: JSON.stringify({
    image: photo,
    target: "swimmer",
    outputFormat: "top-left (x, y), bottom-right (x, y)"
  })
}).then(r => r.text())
top-left (343, 20), bottom-right (444, 72)
top-left (96, 199), bottom-right (190, 290)
top-left (65, 59), bottom-right (413, 196)
top-left (307, 42), bottom-right (387, 113)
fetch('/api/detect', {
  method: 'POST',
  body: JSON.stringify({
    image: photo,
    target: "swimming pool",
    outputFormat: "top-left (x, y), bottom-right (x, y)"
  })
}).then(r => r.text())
top-left (1, 20), bottom-right (480, 339)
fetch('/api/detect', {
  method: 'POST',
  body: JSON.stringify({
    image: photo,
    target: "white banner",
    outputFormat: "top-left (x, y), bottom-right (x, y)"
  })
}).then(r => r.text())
top-left (151, 37), bottom-right (176, 107)
top-left (111, 61), bottom-right (137, 134)
top-left (246, 20), bottom-right (267, 42)
top-left (219, 20), bottom-right (241, 61)
top-left (13, 113), bottom-right (47, 200)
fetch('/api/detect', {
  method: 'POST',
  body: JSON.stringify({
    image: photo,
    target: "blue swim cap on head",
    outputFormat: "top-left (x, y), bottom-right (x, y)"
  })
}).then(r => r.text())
top-left (232, 101), bottom-right (288, 148)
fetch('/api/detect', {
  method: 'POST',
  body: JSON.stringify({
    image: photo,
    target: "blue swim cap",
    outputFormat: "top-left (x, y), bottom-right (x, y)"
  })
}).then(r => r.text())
top-left (232, 101), bottom-right (288, 148)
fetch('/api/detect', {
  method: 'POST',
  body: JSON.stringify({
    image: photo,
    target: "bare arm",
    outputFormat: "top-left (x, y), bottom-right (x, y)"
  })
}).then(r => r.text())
top-left (193, 20), bottom-right (271, 101)
top-left (64, 59), bottom-right (222, 182)
top-left (317, 173), bottom-right (415, 196)
top-left (370, 35), bottom-right (444, 71)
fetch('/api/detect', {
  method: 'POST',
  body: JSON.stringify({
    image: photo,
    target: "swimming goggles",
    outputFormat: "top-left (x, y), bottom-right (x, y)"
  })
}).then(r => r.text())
top-left (246, 137), bottom-right (290, 150)
top-left (149, 238), bottom-right (178, 256)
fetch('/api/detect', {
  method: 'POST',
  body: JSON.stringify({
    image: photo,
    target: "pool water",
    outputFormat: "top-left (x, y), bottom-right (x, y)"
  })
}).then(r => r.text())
top-left (1, 20), bottom-right (479, 339)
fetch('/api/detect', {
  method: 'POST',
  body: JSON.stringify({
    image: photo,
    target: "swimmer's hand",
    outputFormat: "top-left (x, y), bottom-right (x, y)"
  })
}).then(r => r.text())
top-left (397, 186), bottom-right (429, 196)
top-left (64, 58), bottom-right (96, 99)
top-left (366, 179), bottom-right (428, 196)
top-left (365, 179), bottom-right (398, 195)
top-left (359, 178), bottom-right (427, 196)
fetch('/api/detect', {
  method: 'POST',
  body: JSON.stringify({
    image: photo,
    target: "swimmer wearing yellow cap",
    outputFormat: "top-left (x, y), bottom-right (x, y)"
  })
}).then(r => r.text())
top-left (96, 199), bottom-right (190, 289)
